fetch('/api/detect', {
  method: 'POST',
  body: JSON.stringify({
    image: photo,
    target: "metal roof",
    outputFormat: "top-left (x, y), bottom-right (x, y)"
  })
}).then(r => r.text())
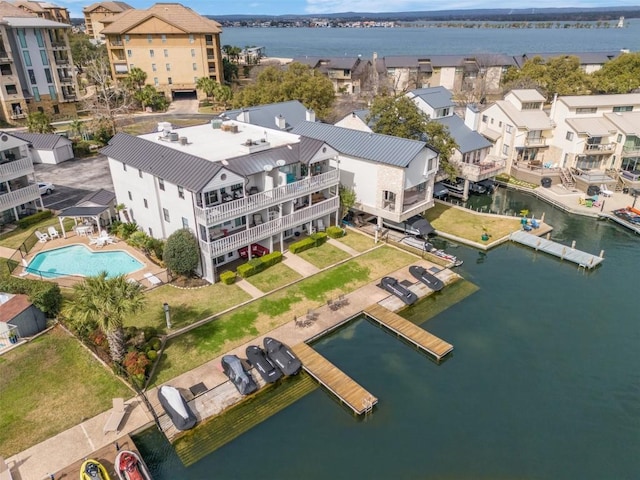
top-left (1, 15), bottom-right (70, 27)
top-left (101, 132), bottom-right (222, 192)
top-left (437, 115), bottom-right (492, 153)
top-left (604, 111), bottom-right (640, 135)
top-left (77, 189), bottom-right (115, 207)
top-left (225, 144), bottom-right (301, 177)
top-left (11, 132), bottom-right (70, 150)
top-left (58, 206), bottom-right (109, 217)
top-left (409, 86), bottom-right (454, 109)
top-left (565, 117), bottom-right (617, 137)
top-left (292, 122), bottom-right (427, 168)
top-left (222, 100), bottom-right (311, 131)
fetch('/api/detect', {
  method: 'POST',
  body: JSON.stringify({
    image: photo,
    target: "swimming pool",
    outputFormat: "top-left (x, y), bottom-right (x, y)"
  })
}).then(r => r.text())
top-left (27, 244), bottom-right (144, 279)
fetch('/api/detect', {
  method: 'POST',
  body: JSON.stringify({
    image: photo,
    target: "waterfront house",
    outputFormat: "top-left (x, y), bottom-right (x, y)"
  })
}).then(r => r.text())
top-left (292, 56), bottom-right (372, 95)
top-left (514, 51), bottom-right (621, 74)
top-left (0, 132), bottom-right (43, 225)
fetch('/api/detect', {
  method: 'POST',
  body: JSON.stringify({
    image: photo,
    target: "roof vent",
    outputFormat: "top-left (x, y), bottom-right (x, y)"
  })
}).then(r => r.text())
top-left (169, 132), bottom-right (179, 142)
top-left (179, 136), bottom-right (188, 145)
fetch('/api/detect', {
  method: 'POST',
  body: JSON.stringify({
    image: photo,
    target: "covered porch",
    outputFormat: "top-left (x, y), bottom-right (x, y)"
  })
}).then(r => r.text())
top-left (56, 189), bottom-right (117, 238)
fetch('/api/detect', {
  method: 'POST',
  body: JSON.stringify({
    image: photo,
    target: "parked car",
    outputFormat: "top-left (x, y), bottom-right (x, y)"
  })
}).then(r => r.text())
top-left (38, 182), bottom-right (55, 195)
top-left (221, 355), bottom-right (258, 395)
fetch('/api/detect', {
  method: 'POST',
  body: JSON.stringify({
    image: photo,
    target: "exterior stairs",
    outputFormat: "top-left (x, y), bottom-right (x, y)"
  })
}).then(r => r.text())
top-left (560, 168), bottom-right (575, 189)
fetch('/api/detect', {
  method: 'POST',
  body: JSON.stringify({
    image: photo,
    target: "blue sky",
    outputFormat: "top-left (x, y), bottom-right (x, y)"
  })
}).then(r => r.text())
top-left (63, 1), bottom-right (639, 18)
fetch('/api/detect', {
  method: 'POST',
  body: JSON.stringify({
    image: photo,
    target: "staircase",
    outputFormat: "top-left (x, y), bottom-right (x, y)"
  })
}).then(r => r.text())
top-left (174, 373), bottom-right (318, 466)
top-left (559, 168), bottom-right (575, 189)
top-left (606, 169), bottom-right (625, 192)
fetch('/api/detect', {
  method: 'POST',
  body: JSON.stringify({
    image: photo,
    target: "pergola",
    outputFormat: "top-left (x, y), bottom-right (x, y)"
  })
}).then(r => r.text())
top-left (56, 189), bottom-right (116, 238)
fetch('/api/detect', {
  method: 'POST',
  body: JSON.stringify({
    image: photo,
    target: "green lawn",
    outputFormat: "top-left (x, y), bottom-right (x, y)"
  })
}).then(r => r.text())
top-left (246, 263), bottom-right (302, 293)
top-left (336, 229), bottom-right (376, 252)
top-left (0, 326), bottom-right (131, 457)
top-left (151, 245), bottom-right (416, 383)
top-left (297, 242), bottom-right (351, 269)
top-left (0, 217), bottom-right (76, 250)
top-left (128, 283), bottom-right (252, 332)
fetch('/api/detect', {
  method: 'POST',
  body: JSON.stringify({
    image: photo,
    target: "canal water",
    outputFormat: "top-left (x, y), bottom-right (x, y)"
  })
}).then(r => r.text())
top-left (135, 190), bottom-right (639, 479)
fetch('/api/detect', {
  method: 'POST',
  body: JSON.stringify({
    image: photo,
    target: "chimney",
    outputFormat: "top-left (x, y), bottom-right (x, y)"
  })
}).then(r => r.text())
top-left (275, 115), bottom-right (286, 129)
top-left (239, 108), bottom-right (250, 124)
top-left (306, 109), bottom-right (316, 122)
top-left (464, 104), bottom-right (480, 131)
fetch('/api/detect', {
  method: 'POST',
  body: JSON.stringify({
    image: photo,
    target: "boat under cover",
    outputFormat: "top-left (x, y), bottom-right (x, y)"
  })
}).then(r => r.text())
top-left (157, 385), bottom-right (197, 431)
top-left (381, 276), bottom-right (418, 305)
top-left (246, 345), bottom-right (283, 383)
top-left (221, 354), bottom-right (259, 395)
top-left (115, 450), bottom-right (153, 480)
top-left (409, 265), bottom-right (444, 291)
top-left (263, 337), bottom-right (302, 376)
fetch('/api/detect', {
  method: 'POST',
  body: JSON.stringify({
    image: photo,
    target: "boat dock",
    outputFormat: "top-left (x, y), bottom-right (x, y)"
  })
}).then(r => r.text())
top-left (364, 303), bottom-right (454, 361)
top-left (291, 342), bottom-right (377, 415)
top-left (509, 230), bottom-right (604, 269)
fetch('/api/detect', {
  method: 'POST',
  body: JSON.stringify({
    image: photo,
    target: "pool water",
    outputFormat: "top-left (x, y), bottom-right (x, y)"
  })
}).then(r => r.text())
top-left (27, 244), bottom-right (144, 279)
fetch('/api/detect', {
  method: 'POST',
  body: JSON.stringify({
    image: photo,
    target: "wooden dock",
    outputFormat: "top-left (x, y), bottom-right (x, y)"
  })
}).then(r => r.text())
top-left (364, 303), bottom-right (453, 360)
top-left (291, 342), bottom-right (377, 415)
top-left (509, 230), bottom-right (604, 269)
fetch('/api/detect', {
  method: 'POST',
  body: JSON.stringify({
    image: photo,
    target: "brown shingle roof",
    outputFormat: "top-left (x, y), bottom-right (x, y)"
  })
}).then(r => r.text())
top-left (83, 1), bottom-right (133, 14)
top-left (0, 1), bottom-right (37, 18)
top-left (0, 294), bottom-right (32, 322)
top-left (100, 3), bottom-right (221, 35)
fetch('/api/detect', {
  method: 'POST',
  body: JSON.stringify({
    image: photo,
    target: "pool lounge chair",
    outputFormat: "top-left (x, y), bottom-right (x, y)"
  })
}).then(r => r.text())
top-left (144, 272), bottom-right (162, 286)
top-left (103, 398), bottom-right (127, 435)
top-left (47, 226), bottom-right (60, 239)
top-left (34, 230), bottom-right (49, 243)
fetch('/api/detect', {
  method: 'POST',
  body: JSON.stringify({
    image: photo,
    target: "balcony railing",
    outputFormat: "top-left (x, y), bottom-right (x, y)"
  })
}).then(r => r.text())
top-left (62, 94), bottom-right (76, 102)
top-left (51, 41), bottom-right (66, 49)
top-left (58, 75), bottom-right (73, 83)
top-left (524, 137), bottom-right (547, 147)
top-left (194, 170), bottom-right (339, 226)
top-left (456, 158), bottom-right (507, 181)
top-left (110, 40), bottom-right (123, 46)
top-left (0, 184), bottom-right (40, 210)
top-left (10, 113), bottom-right (27, 120)
top-left (0, 51), bottom-right (11, 61)
top-left (200, 196), bottom-right (339, 258)
top-left (0, 157), bottom-right (33, 180)
top-left (584, 143), bottom-right (615, 153)
top-left (622, 145), bottom-right (640, 157)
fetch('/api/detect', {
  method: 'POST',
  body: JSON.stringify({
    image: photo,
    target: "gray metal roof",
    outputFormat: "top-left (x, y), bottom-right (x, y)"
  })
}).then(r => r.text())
top-left (11, 132), bottom-right (70, 150)
top-left (292, 122), bottom-right (427, 168)
top-left (2, 16), bottom-right (70, 27)
top-left (58, 206), bottom-right (109, 217)
top-left (221, 100), bottom-right (310, 131)
top-left (298, 137), bottom-right (327, 164)
top-left (78, 189), bottom-right (115, 207)
top-left (409, 86), bottom-right (454, 109)
top-left (225, 144), bottom-right (301, 177)
top-left (101, 132), bottom-right (222, 192)
top-left (436, 115), bottom-right (492, 154)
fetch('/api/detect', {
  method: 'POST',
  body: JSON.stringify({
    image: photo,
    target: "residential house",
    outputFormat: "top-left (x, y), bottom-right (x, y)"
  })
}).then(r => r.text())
top-left (82, 1), bottom-right (132, 41)
top-left (221, 100), bottom-right (316, 132)
top-left (11, 0), bottom-right (70, 24)
top-left (0, 132), bottom-right (43, 225)
top-left (292, 121), bottom-right (439, 227)
top-left (0, 2), bottom-right (78, 124)
top-left (100, 3), bottom-right (223, 99)
top-left (11, 132), bottom-right (73, 163)
top-left (514, 51), bottom-right (621, 74)
top-left (102, 120), bottom-right (341, 283)
top-left (292, 56), bottom-right (372, 94)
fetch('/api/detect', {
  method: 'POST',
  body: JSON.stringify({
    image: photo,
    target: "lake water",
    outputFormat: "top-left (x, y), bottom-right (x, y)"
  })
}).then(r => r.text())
top-left (220, 24), bottom-right (640, 58)
top-left (135, 189), bottom-right (640, 479)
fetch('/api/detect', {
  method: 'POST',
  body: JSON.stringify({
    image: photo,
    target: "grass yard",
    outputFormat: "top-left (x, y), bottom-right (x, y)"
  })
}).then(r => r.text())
top-left (336, 229), bottom-right (376, 252)
top-left (151, 245), bottom-right (416, 383)
top-left (297, 241), bottom-right (352, 269)
top-left (0, 217), bottom-right (76, 250)
top-left (128, 283), bottom-right (252, 332)
top-left (119, 117), bottom-right (210, 136)
top-left (246, 263), bottom-right (302, 293)
top-left (425, 203), bottom-right (520, 242)
top-left (0, 326), bottom-right (131, 457)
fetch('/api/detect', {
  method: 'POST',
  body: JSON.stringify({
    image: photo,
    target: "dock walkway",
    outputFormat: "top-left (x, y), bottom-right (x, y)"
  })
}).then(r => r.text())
top-left (365, 303), bottom-right (453, 360)
top-left (291, 342), bottom-right (377, 415)
top-left (509, 230), bottom-right (604, 268)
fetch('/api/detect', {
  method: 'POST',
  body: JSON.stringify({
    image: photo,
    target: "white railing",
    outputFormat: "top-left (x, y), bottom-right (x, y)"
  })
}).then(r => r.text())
top-left (0, 184), bottom-right (40, 210)
top-left (457, 158), bottom-right (506, 179)
top-left (622, 146), bottom-right (640, 156)
top-left (584, 143), bottom-right (615, 153)
top-left (0, 157), bottom-right (34, 180)
top-left (201, 196), bottom-right (340, 257)
top-left (194, 170), bottom-right (339, 226)
top-left (524, 137), bottom-right (547, 146)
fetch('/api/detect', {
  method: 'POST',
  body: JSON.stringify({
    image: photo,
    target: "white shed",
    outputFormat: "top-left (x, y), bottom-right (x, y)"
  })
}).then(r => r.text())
top-left (12, 133), bottom-right (74, 164)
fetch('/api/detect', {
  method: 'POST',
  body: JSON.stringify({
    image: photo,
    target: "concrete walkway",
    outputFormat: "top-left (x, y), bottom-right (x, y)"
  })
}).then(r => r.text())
top-left (0, 246), bottom-right (16, 259)
top-left (235, 278), bottom-right (265, 299)
top-left (327, 237), bottom-right (359, 256)
top-left (281, 251), bottom-right (320, 276)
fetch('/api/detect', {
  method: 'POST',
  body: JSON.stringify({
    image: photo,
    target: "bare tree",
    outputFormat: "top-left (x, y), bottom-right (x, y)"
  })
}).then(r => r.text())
top-left (455, 54), bottom-right (509, 107)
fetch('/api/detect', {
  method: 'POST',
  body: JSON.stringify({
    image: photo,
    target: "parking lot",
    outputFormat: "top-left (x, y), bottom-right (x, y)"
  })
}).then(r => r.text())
top-left (34, 155), bottom-right (114, 212)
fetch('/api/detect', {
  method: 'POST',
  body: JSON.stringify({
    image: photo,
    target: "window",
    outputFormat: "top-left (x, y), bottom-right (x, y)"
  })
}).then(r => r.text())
top-left (158, 178), bottom-right (165, 190)
top-left (194, 76), bottom-right (198, 83)
top-left (191, 48), bottom-right (195, 57)
top-left (189, 34), bottom-right (194, 44)
top-left (138, 169), bottom-right (143, 178)
top-left (502, 144), bottom-right (510, 155)
top-left (127, 49), bottom-right (132, 58)
top-left (123, 162), bottom-right (127, 171)
top-left (192, 63), bottom-right (197, 71)
top-left (44, 68), bottom-right (52, 83)
top-left (32, 86), bottom-right (40, 101)
top-left (150, 49), bottom-right (154, 58)
top-left (40, 50), bottom-right (48, 65)
top-left (566, 131), bottom-right (574, 141)
top-left (168, 77), bottom-right (172, 85)
top-left (505, 124), bottom-right (513, 133)
top-left (154, 77), bottom-right (158, 86)
top-left (152, 63), bottom-right (157, 72)
top-left (48, 86), bottom-right (57, 100)
top-left (161, 34), bottom-right (166, 43)
top-left (617, 134), bottom-right (623, 143)
top-left (143, 199), bottom-right (148, 208)
top-left (498, 121), bottom-right (502, 127)
top-left (613, 105), bottom-right (633, 112)
top-left (234, 216), bottom-right (246, 228)
top-left (576, 107), bottom-right (597, 114)
top-left (17, 29), bottom-right (27, 48)
top-left (28, 69), bottom-right (36, 84)
top-left (204, 190), bottom-right (218, 205)
top-left (23, 51), bottom-right (32, 66)
top-left (166, 63), bottom-right (171, 71)
top-left (182, 217), bottom-right (189, 228)
top-left (128, 191), bottom-right (132, 200)
top-left (125, 34), bottom-right (130, 43)
top-left (5, 84), bottom-right (17, 95)
top-left (178, 186), bottom-right (184, 199)
top-left (53, 105), bottom-right (59, 114)
top-left (164, 49), bottom-right (168, 58)
top-left (522, 102), bottom-right (541, 110)
top-left (490, 118), bottom-right (494, 124)
top-left (147, 34), bottom-right (152, 43)
top-left (163, 208), bottom-right (170, 222)
top-left (482, 115), bottom-right (488, 123)
top-left (148, 227), bottom-right (153, 236)
top-left (35, 30), bottom-right (44, 47)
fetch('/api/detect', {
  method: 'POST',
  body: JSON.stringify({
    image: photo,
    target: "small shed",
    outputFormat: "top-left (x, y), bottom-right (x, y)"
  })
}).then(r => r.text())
top-left (12, 132), bottom-right (74, 164)
top-left (0, 293), bottom-right (46, 342)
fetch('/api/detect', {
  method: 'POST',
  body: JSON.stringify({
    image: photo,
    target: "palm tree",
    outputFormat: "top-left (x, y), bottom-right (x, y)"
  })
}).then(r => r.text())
top-left (26, 111), bottom-right (54, 133)
top-left (64, 272), bottom-right (145, 363)
top-left (196, 76), bottom-right (218, 100)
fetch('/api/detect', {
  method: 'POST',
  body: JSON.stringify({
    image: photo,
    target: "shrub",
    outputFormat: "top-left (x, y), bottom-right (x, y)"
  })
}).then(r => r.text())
top-left (17, 210), bottom-right (53, 229)
top-left (0, 277), bottom-right (61, 317)
top-left (114, 222), bottom-right (140, 240)
top-left (236, 252), bottom-right (282, 278)
top-left (146, 350), bottom-right (158, 361)
top-left (310, 232), bottom-right (328, 245)
top-left (150, 337), bottom-right (162, 351)
top-left (290, 237), bottom-right (316, 254)
top-left (164, 228), bottom-right (200, 276)
top-left (260, 251), bottom-right (283, 267)
top-left (219, 270), bottom-right (236, 284)
top-left (123, 351), bottom-right (151, 377)
top-left (326, 226), bottom-right (345, 238)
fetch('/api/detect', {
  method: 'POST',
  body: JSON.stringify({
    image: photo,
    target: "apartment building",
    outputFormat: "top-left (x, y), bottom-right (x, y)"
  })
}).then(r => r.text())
top-left (292, 56), bottom-right (372, 94)
top-left (11, 0), bottom-right (70, 24)
top-left (0, 2), bottom-right (77, 124)
top-left (101, 3), bottom-right (223, 99)
top-left (0, 132), bottom-right (43, 225)
top-left (83, 1), bottom-right (132, 41)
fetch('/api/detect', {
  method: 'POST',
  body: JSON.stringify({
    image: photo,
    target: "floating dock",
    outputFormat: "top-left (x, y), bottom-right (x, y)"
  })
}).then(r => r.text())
top-left (364, 303), bottom-right (454, 361)
top-left (291, 342), bottom-right (377, 415)
top-left (509, 230), bottom-right (604, 269)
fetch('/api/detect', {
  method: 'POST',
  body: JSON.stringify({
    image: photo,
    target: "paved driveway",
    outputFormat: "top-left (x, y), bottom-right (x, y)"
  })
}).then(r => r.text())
top-left (166, 98), bottom-right (199, 114)
top-left (34, 155), bottom-right (114, 211)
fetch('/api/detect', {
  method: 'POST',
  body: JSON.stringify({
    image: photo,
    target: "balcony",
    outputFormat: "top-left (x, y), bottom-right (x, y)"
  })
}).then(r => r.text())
top-left (524, 137), bottom-right (547, 147)
top-left (200, 196), bottom-right (339, 258)
top-left (110, 40), bottom-right (123, 47)
top-left (194, 170), bottom-right (339, 226)
top-left (455, 157), bottom-right (507, 182)
top-left (58, 75), bottom-right (73, 84)
top-left (0, 184), bottom-right (40, 210)
top-left (0, 157), bottom-right (34, 180)
top-left (54, 57), bottom-right (70, 66)
top-left (62, 94), bottom-right (77, 102)
top-left (0, 51), bottom-right (11, 62)
top-left (584, 143), bottom-right (615, 154)
top-left (622, 145), bottom-right (640, 157)
top-left (10, 112), bottom-right (27, 120)
top-left (50, 41), bottom-right (66, 49)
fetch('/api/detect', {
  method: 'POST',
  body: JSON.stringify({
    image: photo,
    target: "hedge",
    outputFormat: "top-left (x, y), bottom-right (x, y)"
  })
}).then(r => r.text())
top-left (326, 226), bottom-right (345, 238)
top-left (17, 210), bottom-right (53, 229)
top-left (0, 276), bottom-right (62, 317)
top-left (219, 270), bottom-right (236, 285)
top-left (236, 251), bottom-right (283, 278)
top-left (290, 232), bottom-right (328, 254)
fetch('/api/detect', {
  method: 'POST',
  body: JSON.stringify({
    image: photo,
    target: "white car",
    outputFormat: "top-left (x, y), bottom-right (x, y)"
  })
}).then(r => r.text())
top-left (38, 182), bottom-right (55, 195)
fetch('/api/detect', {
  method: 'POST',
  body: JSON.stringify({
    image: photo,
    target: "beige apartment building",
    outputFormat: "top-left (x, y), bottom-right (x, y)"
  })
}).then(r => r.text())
top-left (101, 3), bottom-right (223, 100)
top-left (0, 2), bottom-right (78, 124)
top-left (83, 1), bottom-right (132, 41)
top-left (11, 0), bottom-right (70, 24)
